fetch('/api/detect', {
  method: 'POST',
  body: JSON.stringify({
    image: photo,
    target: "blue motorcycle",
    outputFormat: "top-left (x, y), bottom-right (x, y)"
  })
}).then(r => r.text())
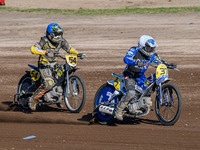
top-left (93, 63), bottom-right (182, 125)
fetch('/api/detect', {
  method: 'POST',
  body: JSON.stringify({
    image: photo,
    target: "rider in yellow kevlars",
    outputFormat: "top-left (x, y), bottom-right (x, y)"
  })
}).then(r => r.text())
top-left (29, 23), bottom-right (83, 111)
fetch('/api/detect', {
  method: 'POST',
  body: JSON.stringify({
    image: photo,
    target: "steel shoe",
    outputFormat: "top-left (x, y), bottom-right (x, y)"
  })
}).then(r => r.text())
top-left (114, 107), bottom-right (124, 121)
top-left (56, 102), bottom-right (64, 108)
top-left (28, 97), bottom-right (37, 111)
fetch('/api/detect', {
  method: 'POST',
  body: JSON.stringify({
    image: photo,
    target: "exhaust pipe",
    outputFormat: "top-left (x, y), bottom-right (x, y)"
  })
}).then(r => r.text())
top-left (99, 105), bottom-right (114, 115)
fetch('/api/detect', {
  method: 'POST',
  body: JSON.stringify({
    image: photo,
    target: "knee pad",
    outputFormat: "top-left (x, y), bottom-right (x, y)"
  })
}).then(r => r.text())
top-left (43, 77), bottom-right (55, 90)
top-left (126, 90), bottom-right (136, 100)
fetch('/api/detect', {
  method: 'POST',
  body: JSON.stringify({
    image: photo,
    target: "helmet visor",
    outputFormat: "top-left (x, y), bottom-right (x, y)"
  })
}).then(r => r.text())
top-left (54, 32), bottom-right (63, 36)
top-left (145, 46), bottom-right (155, 52)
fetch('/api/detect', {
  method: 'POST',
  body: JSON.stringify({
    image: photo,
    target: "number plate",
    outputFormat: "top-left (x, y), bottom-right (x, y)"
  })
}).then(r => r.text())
top-left (114, 77), bottom-right (122, 91)
top-left (66, 54), bottom-right (77, 67)
top-left (30, 69), bottom-right (40, 81)
top-left (156, 64), bottom-right (168, 84)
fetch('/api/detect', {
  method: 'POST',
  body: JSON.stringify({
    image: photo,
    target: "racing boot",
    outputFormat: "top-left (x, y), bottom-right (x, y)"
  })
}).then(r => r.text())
top-left (114, 90), bottom-right (136, 121)
top-left (115, 105), bottom-right (124, 121)
top-left (56, 102), bottom-right (64, 108)
top-left (28, 97), bottom-right (38, 111)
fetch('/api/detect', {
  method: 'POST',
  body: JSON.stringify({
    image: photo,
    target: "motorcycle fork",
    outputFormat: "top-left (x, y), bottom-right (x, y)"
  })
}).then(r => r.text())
top-left (156, 83), bottom-right (168, 106)
top-left (65, 65), bottom-right (70, 94)
top-left (65, 65), bottom-right (77, 94)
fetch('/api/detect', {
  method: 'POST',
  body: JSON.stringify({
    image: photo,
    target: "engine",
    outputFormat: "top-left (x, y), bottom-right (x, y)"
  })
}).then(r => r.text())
top-left (44, 86), bottom-right (63, 103)
top-left (128, 97), bottom-right (152, 116)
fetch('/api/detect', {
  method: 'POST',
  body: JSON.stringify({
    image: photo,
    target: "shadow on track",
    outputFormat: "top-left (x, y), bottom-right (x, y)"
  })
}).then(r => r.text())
top-left (78, 113), bottom-right (162, 126)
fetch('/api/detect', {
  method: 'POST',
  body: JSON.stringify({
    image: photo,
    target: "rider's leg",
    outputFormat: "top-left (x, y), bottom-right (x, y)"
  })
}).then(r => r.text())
top-left (115, 77), bottom-right (136, 120)
top-left (29, 67), bottom-right (55, 111)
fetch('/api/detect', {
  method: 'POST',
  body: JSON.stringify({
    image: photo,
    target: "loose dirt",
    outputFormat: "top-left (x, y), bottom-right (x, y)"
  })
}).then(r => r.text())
top-left (0, 1), bottom-right (200, 149)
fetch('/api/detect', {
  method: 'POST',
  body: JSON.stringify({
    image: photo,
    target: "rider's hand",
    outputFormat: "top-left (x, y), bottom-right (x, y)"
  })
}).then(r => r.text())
top-left (137, 60), bottom-right (144, 67)
top-left (136, 60), bottom-right (147, 67)
top-left (45, 51), bottom-right (54, 57)
top-left (77, 53), bottom-right (86, 59)
top-left (168, 63), bottom-right (177, 69)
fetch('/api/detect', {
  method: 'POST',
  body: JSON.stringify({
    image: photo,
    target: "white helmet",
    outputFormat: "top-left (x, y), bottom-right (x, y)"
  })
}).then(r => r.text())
top-left (138, 35), bottom-right (158, 57)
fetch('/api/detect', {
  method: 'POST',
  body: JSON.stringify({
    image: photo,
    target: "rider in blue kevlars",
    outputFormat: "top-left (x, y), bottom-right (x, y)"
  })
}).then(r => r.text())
top-left (114, 35), bottom-right (176, 121)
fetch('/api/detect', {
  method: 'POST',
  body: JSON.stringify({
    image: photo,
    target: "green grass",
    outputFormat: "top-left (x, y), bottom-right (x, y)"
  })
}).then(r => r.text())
top-left (0, 6), bottom-right (200, 15)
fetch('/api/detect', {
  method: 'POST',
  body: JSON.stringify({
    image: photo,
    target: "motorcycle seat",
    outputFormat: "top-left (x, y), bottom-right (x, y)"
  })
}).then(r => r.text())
top-left (28, 64), bottom-right (39, 71)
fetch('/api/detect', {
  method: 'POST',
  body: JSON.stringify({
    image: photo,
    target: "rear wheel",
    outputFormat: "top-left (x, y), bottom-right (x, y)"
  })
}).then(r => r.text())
top-left (155, 83), bottom-right (182, 126)
top-left (17, 73), bottom-right (36, 110)
top-left (64, 75), bottom-right (86, 113)
top-left (93, 83), bottom-right (119, 125)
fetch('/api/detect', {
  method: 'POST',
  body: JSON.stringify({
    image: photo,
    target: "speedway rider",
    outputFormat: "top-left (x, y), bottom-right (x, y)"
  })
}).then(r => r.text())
top-left (29, 23), bottom-right (84, 111)
top-left (115, 35), bottom-right (177, 120)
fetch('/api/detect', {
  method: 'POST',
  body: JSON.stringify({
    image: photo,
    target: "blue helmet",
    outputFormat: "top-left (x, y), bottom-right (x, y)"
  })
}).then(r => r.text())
top-left (46, 23), bottom-right (64, 43)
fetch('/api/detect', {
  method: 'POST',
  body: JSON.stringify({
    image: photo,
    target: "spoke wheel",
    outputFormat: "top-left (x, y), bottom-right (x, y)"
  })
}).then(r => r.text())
top-left (17, 73), bottom-right (35, 110)
top-left (155, 83), bottom-right (182, 126)
top-left (64, 75), bottom-right (86, 113)
top-left (94, 83), bottom-right (119, 125)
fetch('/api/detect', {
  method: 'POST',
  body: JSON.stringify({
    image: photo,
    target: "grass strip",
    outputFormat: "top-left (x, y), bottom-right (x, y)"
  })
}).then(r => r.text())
top-left (0, 6), bottom-right (200, 15)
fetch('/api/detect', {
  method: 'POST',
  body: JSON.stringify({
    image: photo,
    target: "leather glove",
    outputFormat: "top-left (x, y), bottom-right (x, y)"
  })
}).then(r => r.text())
top-left (168, 63), bottom-right (177, 69)
top-left (45, 51), bottom-right (54, 57)
top-left (136, 60), bottom-right (147, 67)
top-left (77, 53), bottom-right (86, 59)
top-left (137, 60), bottom-right (144, 67)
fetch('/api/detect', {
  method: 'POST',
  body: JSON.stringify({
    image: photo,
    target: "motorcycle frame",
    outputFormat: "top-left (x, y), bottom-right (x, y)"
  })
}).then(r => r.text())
top-left (105, 70), bottom-right (174, 108)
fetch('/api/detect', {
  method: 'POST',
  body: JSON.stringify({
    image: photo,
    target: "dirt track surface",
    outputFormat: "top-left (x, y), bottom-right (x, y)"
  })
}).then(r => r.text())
top-left (5, 0), bottom-right (200, 9)
top-left (1, 1), bottom-right (200, 149)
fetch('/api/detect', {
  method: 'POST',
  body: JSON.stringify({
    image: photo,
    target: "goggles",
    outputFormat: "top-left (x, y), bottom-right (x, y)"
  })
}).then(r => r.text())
top-left (145, 46), bottom-right (155, 52)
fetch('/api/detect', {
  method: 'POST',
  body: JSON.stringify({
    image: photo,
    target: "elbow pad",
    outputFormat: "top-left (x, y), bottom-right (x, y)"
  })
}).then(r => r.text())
top-left (124, 56), bottom-right (137, 65)
top-left (69, 47), bottom-right (79, 55)
top-left (31, 45), bottom-right (46, 55)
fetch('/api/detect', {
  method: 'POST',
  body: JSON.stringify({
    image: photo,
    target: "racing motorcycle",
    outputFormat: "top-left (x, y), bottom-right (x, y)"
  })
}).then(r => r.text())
top-left (93, 62), bottom-right (182, 125)
top-left (13, 52), bottom-right (86, 113)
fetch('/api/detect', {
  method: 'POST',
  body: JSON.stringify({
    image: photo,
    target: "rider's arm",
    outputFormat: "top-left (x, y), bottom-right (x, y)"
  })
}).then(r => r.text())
top-left (61, 39), bottom-right (79, 55)
top-left (30, 37), bottom-right (47, 55)
top-left (123, 47), bottom-right (138, 65)
top-left (153, 53), bottom-right (176, 68)
top-left (153, 53), bottom-right (169, 65)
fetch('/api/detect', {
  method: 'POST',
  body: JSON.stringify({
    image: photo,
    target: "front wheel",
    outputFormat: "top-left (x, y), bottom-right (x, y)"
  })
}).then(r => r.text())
top-left (64, 75), bottom-right (86, 113)
top-left (93, 83), bottom-right (119, 125)
top-left (155, 83), bottom-right (182, 126)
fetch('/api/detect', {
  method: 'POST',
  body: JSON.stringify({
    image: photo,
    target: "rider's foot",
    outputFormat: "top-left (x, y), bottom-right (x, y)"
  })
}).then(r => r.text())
top-left (29, 97), bottom-right (37, 111)
top-left (114, 106), bottom-right (124, 121)
top-left (56, 102), bottom-right (64, 108)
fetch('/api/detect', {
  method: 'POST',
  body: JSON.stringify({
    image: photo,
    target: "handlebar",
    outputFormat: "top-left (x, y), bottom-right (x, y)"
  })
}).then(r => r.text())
top-left (149, 63), bottom-right (180, 71)
top-left (54, 52), bottom-right (87, 61)
top-left (56, 54), bottom-right (66, 60)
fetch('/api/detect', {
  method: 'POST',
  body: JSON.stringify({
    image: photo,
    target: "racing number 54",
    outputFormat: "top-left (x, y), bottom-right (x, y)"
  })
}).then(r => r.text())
top-left (69, 57), bottom-right (77, 64)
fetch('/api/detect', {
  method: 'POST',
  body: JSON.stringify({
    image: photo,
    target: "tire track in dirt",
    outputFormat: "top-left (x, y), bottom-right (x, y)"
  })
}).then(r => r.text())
top-left (0, 111), bottom-right (88, 125)
top-left (0, 102), bottom-right (89, 125)
top-left (0, 103), bottom-right (10, 111)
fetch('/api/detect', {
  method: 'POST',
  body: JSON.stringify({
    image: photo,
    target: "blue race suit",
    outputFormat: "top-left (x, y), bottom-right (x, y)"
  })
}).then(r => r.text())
top-left (123, 46), bottom-right (158, 84)
top-left (117, 46), bottom-right (162, 113)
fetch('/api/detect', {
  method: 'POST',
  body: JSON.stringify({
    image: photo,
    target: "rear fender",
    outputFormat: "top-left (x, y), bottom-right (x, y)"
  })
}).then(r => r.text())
top-left (28, 64), bottom-right (39, 71)
top-left (107, 73), bottom-right (124, 92)
top-left (28, 64), bottom-right (40, 82)
top-left (107, 80), bottom-right (114, 86)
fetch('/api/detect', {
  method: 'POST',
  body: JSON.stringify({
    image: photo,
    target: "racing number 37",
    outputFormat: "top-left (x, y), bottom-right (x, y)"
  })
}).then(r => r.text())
top-left (156, 64), bottom-right (168, 80)
top-left (160, 67), bottom-right (167, 75)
